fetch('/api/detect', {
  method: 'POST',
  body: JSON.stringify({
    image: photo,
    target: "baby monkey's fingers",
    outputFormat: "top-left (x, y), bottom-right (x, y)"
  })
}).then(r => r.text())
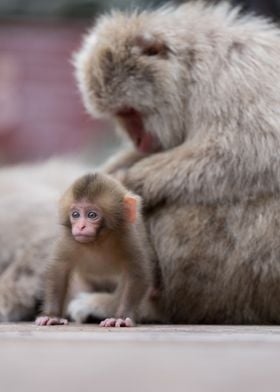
top-left (100, 317), bottom-right (135, 327)
top-left (35, 316), bottom-right (68, 326)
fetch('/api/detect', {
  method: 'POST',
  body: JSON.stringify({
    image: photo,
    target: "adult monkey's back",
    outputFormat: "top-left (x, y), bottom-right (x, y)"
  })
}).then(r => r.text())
top-left (73, 1), bottom-right (280, 323)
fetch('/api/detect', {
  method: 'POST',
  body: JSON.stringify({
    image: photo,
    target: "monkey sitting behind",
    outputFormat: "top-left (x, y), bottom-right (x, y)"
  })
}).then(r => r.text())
top-left (35, 172), bottom-right (152, 327)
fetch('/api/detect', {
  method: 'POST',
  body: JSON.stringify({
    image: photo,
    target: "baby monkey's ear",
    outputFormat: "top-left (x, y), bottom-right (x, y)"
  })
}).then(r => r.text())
top-left (134, 34), bottom-right (169, 58)
top-left (123, 194), bottom-right (141, 224)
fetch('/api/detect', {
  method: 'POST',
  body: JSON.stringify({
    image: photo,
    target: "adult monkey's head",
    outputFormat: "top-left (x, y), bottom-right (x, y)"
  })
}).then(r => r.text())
top-left (73, 7), bottom-right (193, 153)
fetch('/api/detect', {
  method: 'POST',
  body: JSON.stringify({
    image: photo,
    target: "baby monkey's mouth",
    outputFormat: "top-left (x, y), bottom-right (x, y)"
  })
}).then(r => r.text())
top-left (74, 234), bottom-right (94, 244)
top-left (116, 107), bottom-right (159, 154)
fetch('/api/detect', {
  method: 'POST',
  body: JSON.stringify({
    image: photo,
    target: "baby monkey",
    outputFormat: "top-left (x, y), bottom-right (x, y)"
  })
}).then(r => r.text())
top-left (35, 172), bottom-right (152, 327)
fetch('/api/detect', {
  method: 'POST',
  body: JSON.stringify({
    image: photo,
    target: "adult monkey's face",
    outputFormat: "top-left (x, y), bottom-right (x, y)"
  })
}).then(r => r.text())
top-left (73, 9), bottom-right (189, 153)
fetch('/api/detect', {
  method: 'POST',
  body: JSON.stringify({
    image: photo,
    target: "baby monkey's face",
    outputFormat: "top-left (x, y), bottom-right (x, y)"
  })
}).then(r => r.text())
top-left (69, 200), bottom-right (102, 244)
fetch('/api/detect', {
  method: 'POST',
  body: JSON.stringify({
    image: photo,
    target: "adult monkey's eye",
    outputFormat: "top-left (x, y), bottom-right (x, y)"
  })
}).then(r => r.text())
top-left (135, 34), bottom-right (168, 58)
top-left (71, 211), bottom-right (80, 219)
top-left (88, 211), bottom-right (98, 220)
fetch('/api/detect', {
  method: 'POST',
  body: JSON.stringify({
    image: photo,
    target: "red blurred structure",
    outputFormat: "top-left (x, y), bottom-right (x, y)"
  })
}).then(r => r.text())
top-left (0, 21), bottom-right (105, 163)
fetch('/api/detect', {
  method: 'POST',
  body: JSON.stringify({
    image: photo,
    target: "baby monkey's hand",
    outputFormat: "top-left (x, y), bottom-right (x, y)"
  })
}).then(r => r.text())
top-left (100, 317), bottom-right (135, 327)
top-left (35, 315), bottom-right (68, 326)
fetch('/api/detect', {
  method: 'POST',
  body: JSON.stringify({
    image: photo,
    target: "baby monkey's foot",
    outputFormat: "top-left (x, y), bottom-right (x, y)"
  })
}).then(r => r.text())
top-left (35, 316), bottom-right (68, 326)
top-left (100, 317), bottom-right (135, 327)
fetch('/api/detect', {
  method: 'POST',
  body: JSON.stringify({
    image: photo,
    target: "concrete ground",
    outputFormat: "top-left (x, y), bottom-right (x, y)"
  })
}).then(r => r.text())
top-left (1, 324), bottom-right (280, 392)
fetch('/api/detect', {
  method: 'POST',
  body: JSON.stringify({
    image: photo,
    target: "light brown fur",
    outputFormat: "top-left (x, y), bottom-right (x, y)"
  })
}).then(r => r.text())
top-left (72, 1), bottom-right (280, 323)
top-left (1, 2), bottom-right (280, 324)
top-left (0, 159), bottom-right (90, 321)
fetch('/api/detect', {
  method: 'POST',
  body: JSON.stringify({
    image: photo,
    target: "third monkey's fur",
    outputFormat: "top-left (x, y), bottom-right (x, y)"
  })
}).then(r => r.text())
top-left (73, 1), bottom-right (280, 323)
top-left (1, 1), bottom-right (280, 323)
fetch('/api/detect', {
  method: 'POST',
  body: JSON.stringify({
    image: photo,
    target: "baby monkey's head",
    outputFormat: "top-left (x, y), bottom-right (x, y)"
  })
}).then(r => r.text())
top-left (74, 7), bottom-right (190, 153)
top-left (59, 172), bottom-right (140, 244)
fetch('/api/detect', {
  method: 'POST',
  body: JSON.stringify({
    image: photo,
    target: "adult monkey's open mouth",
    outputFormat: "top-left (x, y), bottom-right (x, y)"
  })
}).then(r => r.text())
top-left (116, 107), bottom-right (160, 154)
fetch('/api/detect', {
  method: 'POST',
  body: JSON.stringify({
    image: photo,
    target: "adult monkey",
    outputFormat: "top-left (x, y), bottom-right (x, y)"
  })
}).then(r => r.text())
top-left (69, 1), bottom-right (280, 324)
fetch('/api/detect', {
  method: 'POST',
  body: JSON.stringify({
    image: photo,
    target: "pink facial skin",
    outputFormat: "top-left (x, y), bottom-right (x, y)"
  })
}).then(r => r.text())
top-left (70, 202), bottom-right (101, 243)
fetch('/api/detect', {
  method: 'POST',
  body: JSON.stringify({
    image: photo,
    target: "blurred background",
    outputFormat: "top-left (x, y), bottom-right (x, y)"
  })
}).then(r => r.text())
top-left (0, 0), bottom-right (279, 165)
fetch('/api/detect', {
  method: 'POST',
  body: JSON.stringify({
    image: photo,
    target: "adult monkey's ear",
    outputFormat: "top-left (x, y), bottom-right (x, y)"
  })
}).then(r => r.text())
top-left (134, 33), bottom-right (169, 58)
top-left (123, 194), bottom-right (141, 224)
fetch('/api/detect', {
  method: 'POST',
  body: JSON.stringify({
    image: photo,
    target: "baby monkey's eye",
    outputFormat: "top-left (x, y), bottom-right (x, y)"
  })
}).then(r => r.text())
top-left (88, 211), bottom-right (98, 220)
top-left (71, 211), bottom-right (80, 219)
